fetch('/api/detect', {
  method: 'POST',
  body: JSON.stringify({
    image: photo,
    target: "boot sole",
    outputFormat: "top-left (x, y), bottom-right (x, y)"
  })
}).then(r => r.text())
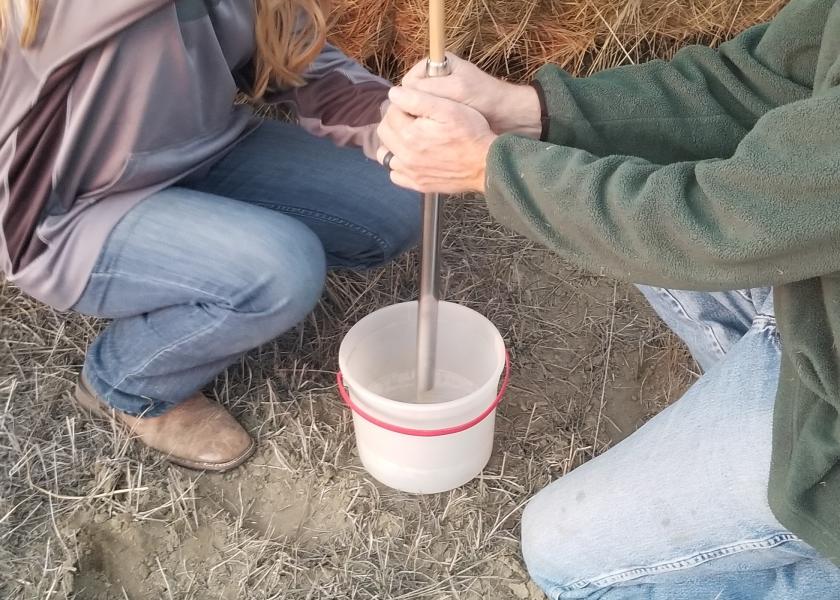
top-left (73, 380), bottom-right (256, 473)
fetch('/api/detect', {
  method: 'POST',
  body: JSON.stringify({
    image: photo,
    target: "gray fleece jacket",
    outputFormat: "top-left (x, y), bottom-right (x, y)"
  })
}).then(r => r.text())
top-left (1, 0), bottom-right (389, 309)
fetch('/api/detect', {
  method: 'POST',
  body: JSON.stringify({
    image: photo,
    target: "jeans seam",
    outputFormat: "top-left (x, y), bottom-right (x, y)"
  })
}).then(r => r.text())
top-left (106, 303), bottom-right (236, 399)
top-left (736, 290), bottom-right (752, 303)
top-left (752, 316), bottom-right (778, 337)
top-left (83, 366), bottom-right (164, 416)
top-left (655, 288), bottom-right (727, 360)
top-left (106, 273), bottom-right (299, 396)
top-left (252, 203), bottom-right (391, 255)
top-left (84, 272), bottom-right (230, 307)
top-left (549, 532), bottom-right (801, 595)
top-left (88, 199), bottom-right (157, 277)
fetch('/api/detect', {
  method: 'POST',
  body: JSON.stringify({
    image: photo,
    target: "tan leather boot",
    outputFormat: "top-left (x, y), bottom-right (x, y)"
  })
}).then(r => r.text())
top-left (74, 377), bottom-right (255, 472)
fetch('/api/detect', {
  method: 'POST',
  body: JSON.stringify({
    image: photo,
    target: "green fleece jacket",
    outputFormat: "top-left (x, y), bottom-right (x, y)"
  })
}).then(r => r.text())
top-left (485, 0), bottom-right (840, 564)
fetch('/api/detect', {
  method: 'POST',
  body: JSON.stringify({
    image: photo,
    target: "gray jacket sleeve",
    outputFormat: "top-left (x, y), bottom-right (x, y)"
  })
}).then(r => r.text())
top-left (260, 44), bottom-right (390, 160)
top-left (22, 1), bottom-right (173, 72)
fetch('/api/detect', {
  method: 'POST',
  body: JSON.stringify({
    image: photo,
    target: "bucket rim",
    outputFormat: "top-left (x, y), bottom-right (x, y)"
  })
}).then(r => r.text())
top-left (338, 301), bottom-right (507, 415)
top-left (337, 351), bottom-right (510, 437)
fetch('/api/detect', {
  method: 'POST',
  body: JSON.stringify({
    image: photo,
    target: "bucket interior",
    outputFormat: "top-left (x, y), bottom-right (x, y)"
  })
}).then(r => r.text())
top-left (339, 302), bottom-right (504, 405)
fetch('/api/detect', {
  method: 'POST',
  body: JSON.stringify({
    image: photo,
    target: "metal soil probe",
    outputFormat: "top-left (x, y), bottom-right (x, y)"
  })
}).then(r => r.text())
top-left (416, 0), bottom-right (450, 394)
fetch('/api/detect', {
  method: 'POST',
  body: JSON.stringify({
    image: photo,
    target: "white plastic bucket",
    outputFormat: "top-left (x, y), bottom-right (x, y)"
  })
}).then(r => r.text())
top-left (337, 301), bottom-right (508, 494)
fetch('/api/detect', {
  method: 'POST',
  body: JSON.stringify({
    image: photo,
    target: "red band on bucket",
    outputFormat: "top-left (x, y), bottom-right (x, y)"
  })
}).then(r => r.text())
top-left (336, 351), bottom-right (510, 437)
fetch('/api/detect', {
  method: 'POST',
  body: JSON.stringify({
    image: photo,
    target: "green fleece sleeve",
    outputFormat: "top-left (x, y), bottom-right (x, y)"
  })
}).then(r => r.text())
top-left (533, 0), bottom-right (829, 163)
top-left (484, 88), bottom-right (840, 292)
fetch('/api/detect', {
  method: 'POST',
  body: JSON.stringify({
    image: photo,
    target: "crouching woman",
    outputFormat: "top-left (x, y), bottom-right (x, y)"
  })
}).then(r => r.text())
top-left (0, 0), bottom-right (419, 471)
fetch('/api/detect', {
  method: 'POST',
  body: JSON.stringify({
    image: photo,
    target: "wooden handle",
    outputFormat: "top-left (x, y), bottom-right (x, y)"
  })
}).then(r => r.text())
top-left (429, 0), bottom-right (445, 63)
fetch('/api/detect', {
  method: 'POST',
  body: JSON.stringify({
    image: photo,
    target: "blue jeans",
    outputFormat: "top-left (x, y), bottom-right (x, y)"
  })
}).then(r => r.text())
top-left (522, 287), bottom-right (840, 599)
top-left (73, 121), bottom-right (420, 416)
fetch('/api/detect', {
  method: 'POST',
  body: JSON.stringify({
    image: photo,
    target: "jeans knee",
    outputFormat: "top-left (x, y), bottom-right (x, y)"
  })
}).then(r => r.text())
top-left (341, 187), bottom-right (421, 269)
top-left (230, 219), bottom-right (327, 332)
top-left (521, 491), bottom-right (559, 589)
top-left (521, 482), bottom-right (590, 597)
top-left (381, 188), bottom-right (421, 261)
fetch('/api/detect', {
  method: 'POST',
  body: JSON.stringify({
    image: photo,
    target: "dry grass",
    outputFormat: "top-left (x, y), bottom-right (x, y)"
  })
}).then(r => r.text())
top-left (1, 0), bottom-right (791, 596)
top-left (330, 0), bottom-right (787, 81)
top-left (0, 197), bottom-right (694, 599)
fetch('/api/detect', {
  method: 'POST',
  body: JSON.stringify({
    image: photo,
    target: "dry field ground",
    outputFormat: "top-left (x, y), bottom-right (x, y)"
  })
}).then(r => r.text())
top-left (2, 1), bottom-right (792, 597)
top-left (1, 196), bottom-right (696, 599)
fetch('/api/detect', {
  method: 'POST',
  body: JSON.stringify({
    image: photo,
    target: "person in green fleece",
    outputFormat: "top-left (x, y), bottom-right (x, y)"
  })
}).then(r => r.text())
top-left (376, 0), bottom-right (840, 597)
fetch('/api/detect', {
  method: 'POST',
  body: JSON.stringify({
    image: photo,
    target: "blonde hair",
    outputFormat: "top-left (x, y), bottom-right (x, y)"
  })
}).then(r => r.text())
top-left (1, 0), bottom-right (327, 94)
top-left (253, 0), bottom-right (329, 95)
top-left (0, 0), bottom-right (40, 47)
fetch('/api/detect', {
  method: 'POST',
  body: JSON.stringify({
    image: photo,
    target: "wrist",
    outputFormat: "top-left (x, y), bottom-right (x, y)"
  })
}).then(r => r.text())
top-left (473, 133), bottom-right (498, 193)
top-left (490, 83), bottom-right (543, 139)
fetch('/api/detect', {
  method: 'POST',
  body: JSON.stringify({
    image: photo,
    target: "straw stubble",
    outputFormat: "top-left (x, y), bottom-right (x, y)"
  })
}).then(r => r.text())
top-left (2, 1), bottom-right (784, 597)
top-left (330, 0), bottom-right (788, 81)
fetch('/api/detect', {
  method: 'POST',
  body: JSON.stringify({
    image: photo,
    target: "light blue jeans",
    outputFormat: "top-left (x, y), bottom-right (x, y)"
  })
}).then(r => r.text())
top-left (522, 287), bottom-right (840, 599)
top-left (73, 120), bottom-right (420, 416)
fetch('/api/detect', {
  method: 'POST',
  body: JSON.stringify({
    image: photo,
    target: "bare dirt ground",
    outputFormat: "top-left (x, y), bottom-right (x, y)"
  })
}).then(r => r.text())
top-left (1, 197), bottom-right (695, 599)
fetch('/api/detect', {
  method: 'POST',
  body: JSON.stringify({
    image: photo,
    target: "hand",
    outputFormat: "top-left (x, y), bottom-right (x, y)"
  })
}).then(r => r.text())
top-left (402, 53), bottom-right (542, 138)
top-left (377, 87), bottom-right (497, 194)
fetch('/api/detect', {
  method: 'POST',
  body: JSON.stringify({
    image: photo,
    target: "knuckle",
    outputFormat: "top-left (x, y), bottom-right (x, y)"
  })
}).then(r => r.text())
top-left (410, 135), bottom-right (427, 151)
top-left (403, 127), bottom-right (419, 144)
top-left (450, 78), bottom-right (467, 98)
top-left (402, 150), bottom-right (421, 169)
top-left (378, 121), bottom-right (393, 140)
top-left (441, 105), bottom-right (458, 120)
